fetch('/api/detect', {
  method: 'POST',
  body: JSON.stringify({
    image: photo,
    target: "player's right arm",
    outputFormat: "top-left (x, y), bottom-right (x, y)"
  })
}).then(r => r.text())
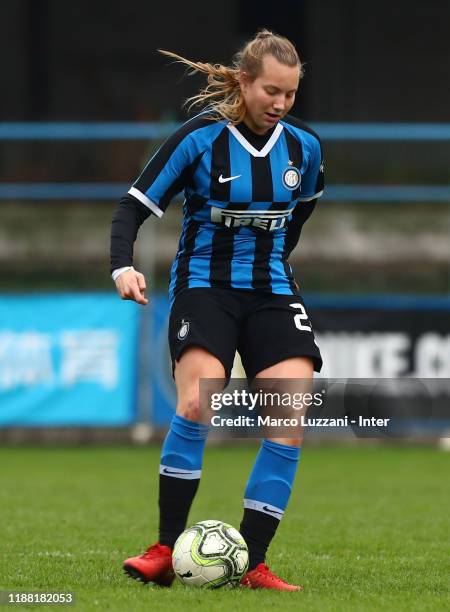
top-left (110, 115), bottom-right (211, 304)
top-left (110, 193), bottom-right (151, 304)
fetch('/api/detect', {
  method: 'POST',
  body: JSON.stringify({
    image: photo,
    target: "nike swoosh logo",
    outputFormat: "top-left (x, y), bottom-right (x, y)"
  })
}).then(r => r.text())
top-left (263, 505), bottom-right (282, 515)
top-left (163, 468), bottom-right (192, 475)
top-left (218, 174), bottom-right (241, 183)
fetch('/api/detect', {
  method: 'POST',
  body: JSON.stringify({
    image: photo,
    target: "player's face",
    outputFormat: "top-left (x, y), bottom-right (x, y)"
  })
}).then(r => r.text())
top-left (240, 55), bottom-right (300, 134)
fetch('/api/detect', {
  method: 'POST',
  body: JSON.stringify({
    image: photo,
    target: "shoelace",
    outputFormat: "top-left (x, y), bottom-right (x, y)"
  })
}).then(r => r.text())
top-left (142, 544), bottom-right (168, 559)
top-left (257, 565), bottom-right (290, 585)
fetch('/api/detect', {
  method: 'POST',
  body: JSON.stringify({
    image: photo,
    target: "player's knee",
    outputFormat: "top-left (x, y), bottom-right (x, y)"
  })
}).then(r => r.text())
top-left (266, 436), bottom-right (302, 448)
top-left (285, 437), bottom-right (302, 448)
top-left (176, 396), bottom-right (202, 422)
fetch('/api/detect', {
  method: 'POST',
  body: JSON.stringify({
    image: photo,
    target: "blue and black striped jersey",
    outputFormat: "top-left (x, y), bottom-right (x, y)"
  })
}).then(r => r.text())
top-left (129, 112), bottom-right (324, 304)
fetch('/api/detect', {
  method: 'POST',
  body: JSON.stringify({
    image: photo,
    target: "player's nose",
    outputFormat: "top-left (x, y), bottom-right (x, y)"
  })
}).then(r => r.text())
top-left (273, 95), bottom-right (286, 113)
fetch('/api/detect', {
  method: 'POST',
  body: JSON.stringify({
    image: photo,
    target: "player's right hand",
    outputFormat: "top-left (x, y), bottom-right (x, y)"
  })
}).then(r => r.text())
top-left (115, 269), bottom-right (149, 305)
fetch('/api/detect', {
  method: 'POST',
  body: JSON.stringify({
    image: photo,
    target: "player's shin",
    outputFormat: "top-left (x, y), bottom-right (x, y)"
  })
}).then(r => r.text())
top-left (239, 439), bottom-right (300, 569)
top-left (158, 414), bottom-right (209, 548)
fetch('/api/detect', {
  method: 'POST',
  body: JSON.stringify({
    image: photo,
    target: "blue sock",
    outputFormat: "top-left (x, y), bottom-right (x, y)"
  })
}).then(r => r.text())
top-left (160, 413), bottom-right (209, 478)
top-left (243, 439), bottom-right (300, 517)
top-left (240, 440), bottom-right (301, 569)
top-left (159, 414), bottom-right (209, 548)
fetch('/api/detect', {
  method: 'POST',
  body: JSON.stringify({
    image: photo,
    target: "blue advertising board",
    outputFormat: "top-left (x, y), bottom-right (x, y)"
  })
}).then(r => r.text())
top-left (1, 292), bottom-right (447, 428)
top-left (0, 293), bottom-right (139, 426)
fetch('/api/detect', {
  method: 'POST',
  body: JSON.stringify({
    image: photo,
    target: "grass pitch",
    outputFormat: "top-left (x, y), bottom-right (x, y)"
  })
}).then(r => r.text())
top-left (1, 444), bottom-right (449, 611)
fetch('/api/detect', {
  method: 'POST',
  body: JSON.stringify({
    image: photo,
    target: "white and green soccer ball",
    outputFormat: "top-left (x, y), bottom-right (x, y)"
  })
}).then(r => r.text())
top-left (172, 520), bottom-right (249, 588)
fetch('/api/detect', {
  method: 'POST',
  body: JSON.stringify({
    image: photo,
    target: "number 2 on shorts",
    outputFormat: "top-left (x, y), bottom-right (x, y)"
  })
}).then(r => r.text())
top-left (289, 303), bottom-right (312, 332)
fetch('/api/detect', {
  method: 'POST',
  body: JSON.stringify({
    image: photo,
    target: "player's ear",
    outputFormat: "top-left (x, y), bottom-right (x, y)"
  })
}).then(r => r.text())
top-left (238, 71), bottom-right (250, 93)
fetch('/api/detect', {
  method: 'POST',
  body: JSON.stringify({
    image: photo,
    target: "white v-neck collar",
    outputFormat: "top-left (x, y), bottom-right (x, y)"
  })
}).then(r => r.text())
top-left (227, 122), bottom-right (284, 158)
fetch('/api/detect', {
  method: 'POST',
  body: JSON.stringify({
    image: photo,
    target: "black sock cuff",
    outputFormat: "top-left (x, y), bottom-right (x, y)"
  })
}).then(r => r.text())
top-left (158, 475), bottom-right (200, 549)
top-left (239, 508), bottom-right (280, 570)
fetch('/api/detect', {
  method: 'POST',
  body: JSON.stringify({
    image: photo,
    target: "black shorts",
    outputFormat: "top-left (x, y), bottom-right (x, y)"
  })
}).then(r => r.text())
top-left (168, 288), bottom-right (322, 380)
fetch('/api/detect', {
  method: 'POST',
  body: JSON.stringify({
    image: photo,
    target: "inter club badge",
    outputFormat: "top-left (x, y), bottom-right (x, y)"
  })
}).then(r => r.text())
top-left (282, 162), bottom-right (301, 190)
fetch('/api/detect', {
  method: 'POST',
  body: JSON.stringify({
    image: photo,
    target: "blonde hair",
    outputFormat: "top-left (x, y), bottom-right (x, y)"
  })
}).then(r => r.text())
top-left (159, 29), bottom-right (302, 124)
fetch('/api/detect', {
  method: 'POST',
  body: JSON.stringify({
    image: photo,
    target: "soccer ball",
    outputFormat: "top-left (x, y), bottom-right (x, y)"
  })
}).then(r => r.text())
top-left (172, 519), bottom-right (249, 588)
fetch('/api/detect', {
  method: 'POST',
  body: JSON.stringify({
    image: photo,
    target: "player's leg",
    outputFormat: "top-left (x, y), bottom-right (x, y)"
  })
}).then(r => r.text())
top-left (238, 295), bottom-right (320, 590)
top-left (158, 347), bottom-right (225, 552)
top-left (240, 357), bottom-right (312, 591)
top-left (124, 289), bottom-right (238, 585)
top-left (123, 347), bottom-right (226, 586)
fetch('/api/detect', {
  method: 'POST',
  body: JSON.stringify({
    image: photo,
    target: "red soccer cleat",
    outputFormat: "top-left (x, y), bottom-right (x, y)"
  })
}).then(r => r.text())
top-left (240, 563), bottom-right (303, 591)
top-left (123, 543), bottom-right (175, 587)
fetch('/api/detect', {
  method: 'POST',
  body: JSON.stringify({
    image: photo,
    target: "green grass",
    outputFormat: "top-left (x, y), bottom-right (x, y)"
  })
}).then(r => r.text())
top-left (1, 445), bottom-right (449, 611)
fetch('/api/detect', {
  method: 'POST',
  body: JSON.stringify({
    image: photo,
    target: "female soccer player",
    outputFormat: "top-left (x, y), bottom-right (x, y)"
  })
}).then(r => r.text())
top-left (111, 29), bottom-right (324, 591)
